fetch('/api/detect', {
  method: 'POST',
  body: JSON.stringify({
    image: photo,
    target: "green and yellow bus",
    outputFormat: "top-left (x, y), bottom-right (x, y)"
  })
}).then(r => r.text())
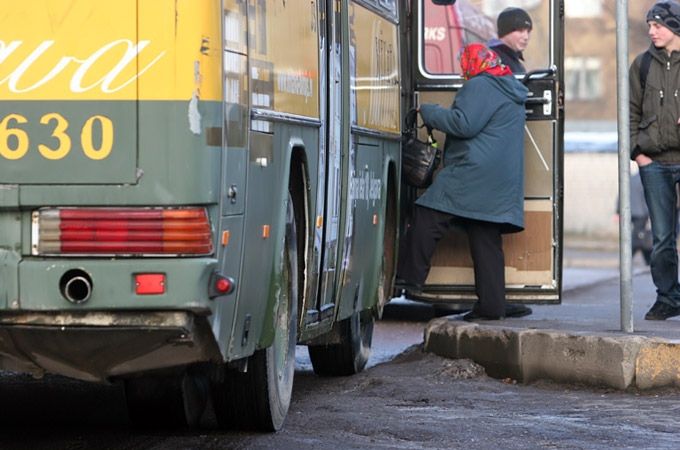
top-left (0, 0), bottom-right (563, 431)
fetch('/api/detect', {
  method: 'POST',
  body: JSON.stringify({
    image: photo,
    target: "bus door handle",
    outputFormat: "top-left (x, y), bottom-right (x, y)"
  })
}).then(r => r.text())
top-left (228, 185), bottom-right (238, 204)
top-left (525, 91), bottom-right (552, 116)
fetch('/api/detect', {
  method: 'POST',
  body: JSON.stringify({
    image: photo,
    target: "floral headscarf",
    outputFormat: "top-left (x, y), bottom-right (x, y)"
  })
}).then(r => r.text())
top-left (459, 43), bottom-right (513, 80)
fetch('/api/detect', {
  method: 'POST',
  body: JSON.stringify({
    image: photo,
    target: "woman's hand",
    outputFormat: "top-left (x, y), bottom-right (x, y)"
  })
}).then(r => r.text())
top-left (635, 154), bottom-right (653, 167)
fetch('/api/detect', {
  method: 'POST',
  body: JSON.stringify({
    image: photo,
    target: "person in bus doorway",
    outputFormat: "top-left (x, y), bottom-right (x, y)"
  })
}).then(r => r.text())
top-left (630, 0), bottom-right (680, 320)
top-left (395, 43), bottom-right (531, 321)
top-left (488, 7), bottom-right (533, 75)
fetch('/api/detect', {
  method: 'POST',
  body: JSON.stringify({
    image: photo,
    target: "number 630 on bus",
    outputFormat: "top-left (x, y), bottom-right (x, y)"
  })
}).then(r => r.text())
top-left (0, 113), bottom-right (114, 161)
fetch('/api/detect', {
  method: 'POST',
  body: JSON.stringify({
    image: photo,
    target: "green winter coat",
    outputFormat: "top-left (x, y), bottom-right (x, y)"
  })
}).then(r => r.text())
top-left (417, 73), bottom-right (528, 233)
top-left (630, 44), bottom-right (680, 162)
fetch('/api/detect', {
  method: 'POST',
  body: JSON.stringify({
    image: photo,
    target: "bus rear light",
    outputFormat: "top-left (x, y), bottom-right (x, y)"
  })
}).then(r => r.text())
top-left (33, 207), bottom-right (213, 256)
top-left (215, 277), bottom-right (233, 294)
top-left (209, 272), bottom-right (235, 298)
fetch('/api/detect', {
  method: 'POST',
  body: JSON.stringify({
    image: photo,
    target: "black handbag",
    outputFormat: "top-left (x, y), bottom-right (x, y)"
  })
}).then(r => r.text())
top-left (401, 108), bottom-right (441, 188)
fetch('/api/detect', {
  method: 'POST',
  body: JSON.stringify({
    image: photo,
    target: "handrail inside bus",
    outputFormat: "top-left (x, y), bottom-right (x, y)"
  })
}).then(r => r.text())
top-left (522, 66), bottom-right (557, 85)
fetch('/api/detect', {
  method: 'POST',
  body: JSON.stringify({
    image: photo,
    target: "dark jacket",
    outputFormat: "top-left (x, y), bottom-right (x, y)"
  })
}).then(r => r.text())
top-left (488, 39), bottom-right (526, 74)
top-left (418, 73), bottom-right (529, 233)
top-left (630, 44), bottom-right (680, 162)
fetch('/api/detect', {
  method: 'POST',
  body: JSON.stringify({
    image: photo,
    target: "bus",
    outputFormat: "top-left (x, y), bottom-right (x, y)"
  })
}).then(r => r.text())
top-left (0, 0), bottom-right (563, 431)
top-left (0, 0), bottom-right (404, 431)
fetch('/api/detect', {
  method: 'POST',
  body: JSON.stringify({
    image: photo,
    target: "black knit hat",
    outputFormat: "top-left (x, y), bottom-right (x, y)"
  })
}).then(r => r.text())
top-left (647, 1), bottom-right (680, 36)
top-left (497, 7), bottom-right (533, 38)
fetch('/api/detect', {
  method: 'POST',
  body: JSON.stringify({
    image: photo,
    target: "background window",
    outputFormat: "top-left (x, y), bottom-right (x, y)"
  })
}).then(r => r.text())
top-left (482, 0), bottom-right (542, 16)
top-left (565, 57), bottom-right (602, 100)
top-left (565, 1), bottom-right (602, 18)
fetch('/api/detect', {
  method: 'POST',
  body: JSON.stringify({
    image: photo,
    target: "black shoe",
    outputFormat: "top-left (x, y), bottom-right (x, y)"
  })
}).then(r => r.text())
top-left (462, 304), bottom-right (532, 322)
top-left (505, 304), bottom-right (532, 318)
top-left (394, 278), bottom-right (423, 297)
top-left (462, 310), bottom-right (502, 322)
top-left (645, 300), bottom-right (680, 320)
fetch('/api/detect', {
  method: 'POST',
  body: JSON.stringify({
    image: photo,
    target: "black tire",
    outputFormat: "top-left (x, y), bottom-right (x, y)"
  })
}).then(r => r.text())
top-left (124, 371), bottom-right (208, 428)
top-left (211, 194), bottom-right (299, 431)
top-left (307, 310), bottom-right (374, 376)
top-left (378, 179), bottom-right (398, 313)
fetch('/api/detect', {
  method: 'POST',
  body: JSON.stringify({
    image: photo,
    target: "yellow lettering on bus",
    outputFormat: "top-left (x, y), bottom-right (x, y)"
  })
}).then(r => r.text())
top-left (38, 113), bottom-right (71, 160)
top-left (0, 114), bottom-right (29, 160)
top-left (81, 115), bottom-right (114, 160)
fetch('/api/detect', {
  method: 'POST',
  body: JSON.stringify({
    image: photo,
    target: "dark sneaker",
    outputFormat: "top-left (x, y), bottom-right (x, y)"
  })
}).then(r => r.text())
top-left (644, 300), bottom-right (680, 320)
top-left (505, 304), bottom-right (532, 318)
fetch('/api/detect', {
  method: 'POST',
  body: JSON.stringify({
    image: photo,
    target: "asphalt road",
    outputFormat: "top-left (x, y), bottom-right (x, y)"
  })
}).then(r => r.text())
top-left (2, 245), bottom-right (680, 449)
top-left (2, 298), bottom-right (680, 449)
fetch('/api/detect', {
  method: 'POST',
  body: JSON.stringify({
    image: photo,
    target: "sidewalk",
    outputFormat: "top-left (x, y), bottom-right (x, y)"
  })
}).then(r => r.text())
top-left (423, 239), bottom-right (680, 390)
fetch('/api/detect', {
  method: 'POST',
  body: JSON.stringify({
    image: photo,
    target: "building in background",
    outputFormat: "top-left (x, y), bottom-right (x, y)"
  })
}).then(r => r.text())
top-left (564, 0), bottom-right (650, 133)
top-left (561, 1), bottom-right (653, 238)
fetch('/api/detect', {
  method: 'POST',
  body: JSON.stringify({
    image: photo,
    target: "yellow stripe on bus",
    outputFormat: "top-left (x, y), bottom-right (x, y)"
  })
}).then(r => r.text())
top-left (0, 0), bottom-right (221, 101)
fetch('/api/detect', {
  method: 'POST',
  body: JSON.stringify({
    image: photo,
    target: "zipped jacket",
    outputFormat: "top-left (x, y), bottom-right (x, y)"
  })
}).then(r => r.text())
top-left (630, 44), bottom-right (680, 162)
top-left (488, 39), bottom-right (526, 74)
top-left (418, 74), bottom-right (528, 233)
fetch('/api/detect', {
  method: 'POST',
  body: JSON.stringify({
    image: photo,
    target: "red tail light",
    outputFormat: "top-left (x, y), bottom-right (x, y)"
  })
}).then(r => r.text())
top-left (33, 207), bottom-right (213, 256)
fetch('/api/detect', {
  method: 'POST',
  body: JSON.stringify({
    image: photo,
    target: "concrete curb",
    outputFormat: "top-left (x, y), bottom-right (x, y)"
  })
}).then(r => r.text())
top-left (424, 317), bottom-right (680, 390)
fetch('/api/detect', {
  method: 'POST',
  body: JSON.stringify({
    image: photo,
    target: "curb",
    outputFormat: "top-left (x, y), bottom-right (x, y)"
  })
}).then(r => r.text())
top-left (424, 317), bottom-right (680, 390)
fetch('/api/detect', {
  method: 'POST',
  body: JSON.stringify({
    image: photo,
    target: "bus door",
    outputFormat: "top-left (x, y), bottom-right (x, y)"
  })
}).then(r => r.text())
top-left (304, 0), bottom-right (345, 326)
top-left (408, 0), bottom-right (564, 305)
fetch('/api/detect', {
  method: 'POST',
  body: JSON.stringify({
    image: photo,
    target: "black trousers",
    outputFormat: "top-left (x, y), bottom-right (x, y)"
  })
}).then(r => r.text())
top-left (397, 205), bottom-right (506, 317)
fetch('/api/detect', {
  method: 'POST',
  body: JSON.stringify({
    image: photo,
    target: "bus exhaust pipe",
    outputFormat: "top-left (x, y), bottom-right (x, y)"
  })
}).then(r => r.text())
top-left (60, 270), bottom-right (93, 304)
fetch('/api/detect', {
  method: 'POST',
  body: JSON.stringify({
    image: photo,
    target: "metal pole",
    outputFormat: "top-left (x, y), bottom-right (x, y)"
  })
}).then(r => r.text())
top-left (617, 0), bottom-right (633, 333)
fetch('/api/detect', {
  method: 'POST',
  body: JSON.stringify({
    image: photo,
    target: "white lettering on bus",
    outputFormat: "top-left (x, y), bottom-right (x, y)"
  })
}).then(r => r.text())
top-left (277, 72), bottom-right (313, 98)
top-left (0, 40), bottom-right (165, 94)
top-left (0, 40), bottom-right (22, 64)
top-left (349, 170), bottom-right (382, 205)
top-left (424, 27), bottom-right (447, 42)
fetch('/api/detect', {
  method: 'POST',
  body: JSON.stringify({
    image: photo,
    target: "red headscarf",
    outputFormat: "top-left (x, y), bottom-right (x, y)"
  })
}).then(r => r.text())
top-left (459, 43), bottom-right (512, 80)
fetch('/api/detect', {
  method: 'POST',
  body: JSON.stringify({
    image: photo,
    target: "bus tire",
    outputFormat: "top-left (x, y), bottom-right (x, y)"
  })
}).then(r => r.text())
top-left (124, 371), bottom-right (207, 428)
top-left (377, 175), bottom-right (398, 313)
top-left (307, 309), bottom-right (374, 376)
top-left (211, 195), bottom-right (299, 431)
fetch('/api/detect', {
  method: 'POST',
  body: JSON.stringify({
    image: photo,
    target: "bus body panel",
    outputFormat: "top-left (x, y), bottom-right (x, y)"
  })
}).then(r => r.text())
top-left (0, 0), bottom-right (229, 380)
top-left (331, 2), bottom-right (401, 323)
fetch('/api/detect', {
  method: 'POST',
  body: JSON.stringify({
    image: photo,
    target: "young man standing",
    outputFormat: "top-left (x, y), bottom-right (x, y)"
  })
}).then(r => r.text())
top-left (630, 1), bottom-right (680, 320)
top-left (488, 7), bottom-right (533, 74)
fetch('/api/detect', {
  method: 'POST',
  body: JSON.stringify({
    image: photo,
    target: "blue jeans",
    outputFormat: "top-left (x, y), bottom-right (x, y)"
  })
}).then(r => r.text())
top-left (639, 161), bottom-right (680, 306)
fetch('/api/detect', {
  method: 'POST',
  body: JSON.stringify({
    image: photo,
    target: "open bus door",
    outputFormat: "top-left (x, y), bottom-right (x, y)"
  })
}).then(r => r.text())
top-left (404, 0), bottom-right (564, 307)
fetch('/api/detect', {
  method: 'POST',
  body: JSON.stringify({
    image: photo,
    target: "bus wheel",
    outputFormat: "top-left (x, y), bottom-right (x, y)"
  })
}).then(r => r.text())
top-left (308, 309), bottom-right (374, 376)
top-left (211, 196), bottom-right (299, 431)
top-left (378, 184), bottom-right (397, 313)
top-left (124, 371), bottom-right (208, 428)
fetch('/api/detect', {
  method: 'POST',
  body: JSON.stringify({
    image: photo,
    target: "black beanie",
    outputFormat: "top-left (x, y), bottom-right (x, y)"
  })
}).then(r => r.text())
top-left (497, 7), bottom-right (533, 38)
top-left (647, 1), bottom-right (680, 36)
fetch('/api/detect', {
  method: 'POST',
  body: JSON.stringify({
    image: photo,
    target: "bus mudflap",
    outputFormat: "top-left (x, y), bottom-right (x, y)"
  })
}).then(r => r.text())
top-left (0, 311), bottom-right (222, 383)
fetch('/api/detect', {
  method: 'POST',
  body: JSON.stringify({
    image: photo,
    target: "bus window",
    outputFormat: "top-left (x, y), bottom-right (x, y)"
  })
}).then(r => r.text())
top-left (224, 0), bottom-right (248, 148)
top-left (421, 0), bottom-right (551, 77)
